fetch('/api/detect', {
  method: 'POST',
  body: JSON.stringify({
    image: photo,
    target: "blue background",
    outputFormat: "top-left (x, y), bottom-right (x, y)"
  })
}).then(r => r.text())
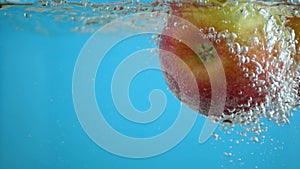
top-left (0, 1), bottom-right (300, 169)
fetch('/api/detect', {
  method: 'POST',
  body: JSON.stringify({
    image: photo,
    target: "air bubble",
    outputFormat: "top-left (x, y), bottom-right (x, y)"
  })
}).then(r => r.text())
top-left (241, 46), bottom-right (249, 53)
top-left (232, 42), bottom-right (241, 54)
top-left (250, 136), bottom-right (259, 143)
top-left (173, 22), bottom-right (178, 27)
top-left (23, 12), bottom-right (30, 18)
top-left (212, 132), bottom-right (221, 140)
top-left (247, 36), bottom-right (260, 46)
top-left (244, 56), bottom-right (250, 64)
top-left (238, 55), bottom-right (246, 64)
top-left (242, 67), bottom-right (249, 72)
top-left (224, 152), bottom-right (233, 157)
top-left (251, 59), bottom-right (264, 75)
top-left (229, 47), bottom-right (235, 54)
top-left (249, 72), bottom-right (257, 80)
top-left (228, 32), bottom-right (238, 39)
top-left (227, 108), bottom-right (236, 113)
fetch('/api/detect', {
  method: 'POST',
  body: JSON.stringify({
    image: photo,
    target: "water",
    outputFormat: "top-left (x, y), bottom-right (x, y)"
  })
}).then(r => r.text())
top-left (1, 0), bottom-right (300, 169)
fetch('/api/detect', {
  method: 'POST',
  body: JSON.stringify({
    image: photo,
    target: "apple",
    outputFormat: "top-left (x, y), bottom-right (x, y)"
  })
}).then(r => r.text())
top-left (158, 1), bottom-right (300, 119)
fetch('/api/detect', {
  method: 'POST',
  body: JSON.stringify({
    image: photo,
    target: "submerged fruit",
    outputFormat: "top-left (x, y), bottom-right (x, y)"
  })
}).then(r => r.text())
top-left (159, 1), bottom-right (300, 119)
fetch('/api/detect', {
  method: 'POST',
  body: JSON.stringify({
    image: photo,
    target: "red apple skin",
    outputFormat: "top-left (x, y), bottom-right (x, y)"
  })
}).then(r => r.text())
top-left (158, 2), bottom-right (295, 117)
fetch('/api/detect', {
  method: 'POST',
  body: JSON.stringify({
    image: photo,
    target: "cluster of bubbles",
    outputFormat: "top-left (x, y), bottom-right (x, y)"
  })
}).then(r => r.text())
top-left (1, 0), bottom-right (299, 33)
top-left (210, 122), bottom-right (288, 167)
top-left (0, 0), bottom-right (172, 33)
top-left (217, 2), bottom-right (299, 131)
top-left (187, 2), bottom-right (299, 165)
